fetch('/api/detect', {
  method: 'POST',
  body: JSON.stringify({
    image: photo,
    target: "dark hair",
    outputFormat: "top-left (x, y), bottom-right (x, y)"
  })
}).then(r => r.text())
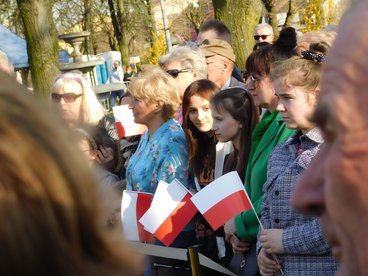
top-left (253, 41), bottom-right (271, 51)
top-left (246, 27), bottom-right (297, 77)
top-left (199, 19), bottom-right (232, 45)
top-left (211, 87), bottom-right (259, 181)
top-left (182, 79), bottom-right (219, 178)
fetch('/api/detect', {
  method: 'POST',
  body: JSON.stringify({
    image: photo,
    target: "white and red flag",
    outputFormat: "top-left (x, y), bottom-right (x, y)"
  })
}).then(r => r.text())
top-left (112, 105), bottom-right (147, 138)
top-left (190, 171), bottom-right (253, 230)
top-left (139, 179), bottom-right (197, 246)
top-left (121, 190), bottom-right (153, 242)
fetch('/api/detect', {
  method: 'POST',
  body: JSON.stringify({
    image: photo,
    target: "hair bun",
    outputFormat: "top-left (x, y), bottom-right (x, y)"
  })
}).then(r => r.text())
top-left (275, 27), bottom-right (297, 49)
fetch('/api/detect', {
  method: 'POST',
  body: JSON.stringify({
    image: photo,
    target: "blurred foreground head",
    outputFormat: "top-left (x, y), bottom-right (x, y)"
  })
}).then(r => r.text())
top-left (0, 71), bottom-right (139, 275)
top-left (292, 1), bottom-right (368, 275)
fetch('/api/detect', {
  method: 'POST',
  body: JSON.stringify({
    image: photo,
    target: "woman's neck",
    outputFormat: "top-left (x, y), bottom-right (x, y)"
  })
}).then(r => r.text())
top-left (147, 115), bottom-right (167, 139)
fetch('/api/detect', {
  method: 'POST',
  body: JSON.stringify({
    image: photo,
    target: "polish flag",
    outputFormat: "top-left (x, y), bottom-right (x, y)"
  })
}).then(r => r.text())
top-left (121, 190), bottom-right (153, 242)
top-left (113, 105), bottom-right (147, 138)
top-left (191, 171), bottom-right (253, 230)
top-left (139, 179), bottom-right (197, 246)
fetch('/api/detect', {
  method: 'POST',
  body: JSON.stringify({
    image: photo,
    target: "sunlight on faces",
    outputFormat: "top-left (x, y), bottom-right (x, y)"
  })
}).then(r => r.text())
top-left (52, 79), bottom-right (83, 124)
top-left (291, 3), bottom-right (368, 275)
top-left (274, 76), bottom-right (317, 132)
top-left (188, 94), bottom-right (213, 132)
top-left (245, 75), bottom-right (277, 110)
top-left (211, 105), bottom-right (241, 145)
top-left (129, 96), bottom-right (157, 126)
top-left (206, 56), bottom-right (225, 88)
top-left (164, 61), bottom-right (196, 98)
top-left (254, 26), bottom-right (274, 44)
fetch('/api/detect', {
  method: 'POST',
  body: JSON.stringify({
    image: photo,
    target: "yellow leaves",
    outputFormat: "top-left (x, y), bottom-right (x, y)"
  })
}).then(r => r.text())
top-left (301, 0), bottom-right (342, 33)
top-left (141, 31), bottom-right (167, 65)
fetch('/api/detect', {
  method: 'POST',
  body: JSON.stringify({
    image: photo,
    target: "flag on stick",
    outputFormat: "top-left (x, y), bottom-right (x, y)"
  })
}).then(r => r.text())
top-left (191, 171), bottom-right (252, 230)
top-left (139, 179), bottom-right (197, 246)
top-left (113, 105), bottom-right (147, 138)
top-left (121, 190), bottom-right (153, 242)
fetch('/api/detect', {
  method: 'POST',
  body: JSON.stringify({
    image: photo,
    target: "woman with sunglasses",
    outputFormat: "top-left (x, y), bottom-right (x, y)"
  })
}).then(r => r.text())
top-left (51, 72), bottom-right (120, 175)
top-left (224, 28), bottom-right (297, 276)
top-left (159, 46), bottom-right (207, 124)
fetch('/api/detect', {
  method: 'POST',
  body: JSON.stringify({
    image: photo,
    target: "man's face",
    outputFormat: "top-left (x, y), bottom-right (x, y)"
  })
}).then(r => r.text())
top-left (292, 4), bottom-right (368, 274)
top-left (205, 55), bottom-right (227, 88)
top-left (163, 61), bottom-right (197, 99)
top-left (254, 27), bottom-right (274, 44)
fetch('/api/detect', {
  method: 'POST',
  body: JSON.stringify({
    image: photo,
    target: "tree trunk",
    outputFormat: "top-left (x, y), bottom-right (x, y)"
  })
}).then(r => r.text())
top-left (107, 0), bottom-right (122, 42)
top-left (116, 0), bottom-right (129, 66)
top-left (212, 0), bottom-right (263, 69)
top-left (267, 0), bottom-right (279, 36)
top-left (83, 0), bottom-right (97, 54)
top-left (145, 0), bottom-right (156, 49)
top-left (16, 0), bottom-right (59, 97)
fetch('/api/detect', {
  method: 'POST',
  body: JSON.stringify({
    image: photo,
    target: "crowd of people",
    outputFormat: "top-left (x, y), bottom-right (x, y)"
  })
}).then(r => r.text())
top-left (2, 2), bottom-right (368, 275)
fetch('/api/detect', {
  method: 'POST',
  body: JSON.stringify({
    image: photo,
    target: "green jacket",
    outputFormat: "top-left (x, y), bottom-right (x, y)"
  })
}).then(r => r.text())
top-left (234, 112), bottom-right (295, 241)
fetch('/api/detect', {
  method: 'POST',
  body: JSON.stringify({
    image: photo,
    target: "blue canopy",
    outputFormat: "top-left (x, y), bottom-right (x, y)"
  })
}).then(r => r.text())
top-left (0, 25), bottom-right (29, 69)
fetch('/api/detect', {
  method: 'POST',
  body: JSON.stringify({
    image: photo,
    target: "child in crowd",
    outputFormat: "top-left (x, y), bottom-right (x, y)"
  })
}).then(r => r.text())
top-left (257, 42), bottom-right (339, 275)
top-left (224, 28), bottom-right (296, 276)
top-left (210, 87), bottom-right (259, 181)
top-left (182, 79), bottom-right (233, 273)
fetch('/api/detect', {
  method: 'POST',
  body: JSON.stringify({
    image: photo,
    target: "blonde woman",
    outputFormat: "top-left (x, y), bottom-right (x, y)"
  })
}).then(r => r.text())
top-left (126, 68), bottom-right (194, 275)
top-left (126, 67), bottom-right (189, 194)
top-left (51, 72), bottom-right (120, 173)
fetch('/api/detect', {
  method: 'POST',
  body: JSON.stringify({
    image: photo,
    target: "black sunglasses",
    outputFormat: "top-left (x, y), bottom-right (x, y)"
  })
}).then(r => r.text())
top-left (254, 34), bottom-right (271, 40)
top-left (166, 68), bottom-right (192, 78)
top-left (51, 93), bottom-right (82, 103)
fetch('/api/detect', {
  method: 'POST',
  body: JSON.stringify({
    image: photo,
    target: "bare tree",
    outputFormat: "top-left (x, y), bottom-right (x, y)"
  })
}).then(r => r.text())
top-left (16, 0), bottom-right (59, 96)
top-left (284, 0), bottom-right (298, 27)
top-left (262, 0), bottom-right (279, 35)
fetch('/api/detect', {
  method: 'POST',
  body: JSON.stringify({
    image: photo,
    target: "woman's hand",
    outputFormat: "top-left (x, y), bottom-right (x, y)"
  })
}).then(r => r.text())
top-left (96, 145), bottom-right (114, 164)
top-left (259, 229), bottom-right (284, 254)
top-left (258, 248), bottom-right (282, 276)
top-left (224, 218), bottom-right (236, 241)
top-left (229, 234), bottom-right (251, 254)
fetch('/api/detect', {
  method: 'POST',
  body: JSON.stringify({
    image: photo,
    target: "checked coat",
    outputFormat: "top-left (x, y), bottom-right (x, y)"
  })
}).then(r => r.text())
top-left (259, 128), bottom-right (338, 275)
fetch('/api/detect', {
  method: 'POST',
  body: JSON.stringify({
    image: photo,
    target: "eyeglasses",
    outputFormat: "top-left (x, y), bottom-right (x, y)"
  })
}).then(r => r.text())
top-left (254, 34), bottom-right (272, 40)
top-left (166, 68), bottom-right (192, 78)
top-left (244, 72), bottom-right (264, 84)
top-left (249, 74), bottom-right (263, 82)
top-left (51, 93), bottom-right (82, 103)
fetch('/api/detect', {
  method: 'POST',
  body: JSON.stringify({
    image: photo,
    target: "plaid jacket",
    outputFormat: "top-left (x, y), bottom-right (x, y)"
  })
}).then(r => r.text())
top-left (259, 128), bottom-right (338, 275)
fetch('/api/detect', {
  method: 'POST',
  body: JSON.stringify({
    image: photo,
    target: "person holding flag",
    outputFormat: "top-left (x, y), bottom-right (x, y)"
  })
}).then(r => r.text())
top-left (224, 28), bottom-right (296, 276)
top-left (257, 41), bottom-right (338, 275)
top-left (125, 67), bottom-right (195, 276)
